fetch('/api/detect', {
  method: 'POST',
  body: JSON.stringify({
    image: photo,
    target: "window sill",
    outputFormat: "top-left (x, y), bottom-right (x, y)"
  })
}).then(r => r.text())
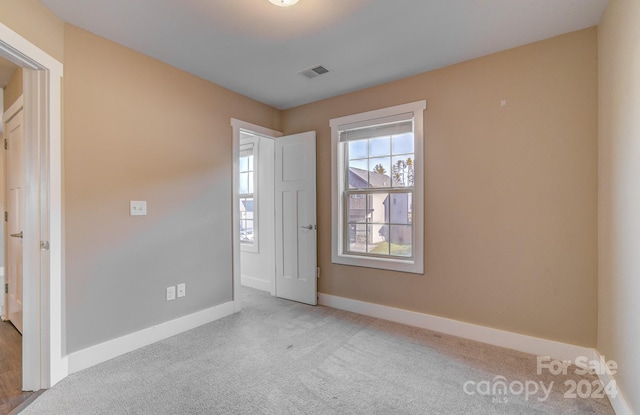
top-left (332, 252), bottom-right (423, 274)
top-left (240, 243), bottom-right (259, 253)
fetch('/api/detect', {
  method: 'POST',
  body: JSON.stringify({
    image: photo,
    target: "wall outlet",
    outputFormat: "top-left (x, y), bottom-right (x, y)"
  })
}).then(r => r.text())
top-left (177, 283), bottom-right (186, 298)
top-left (166, 286), bottom-right (176, 301)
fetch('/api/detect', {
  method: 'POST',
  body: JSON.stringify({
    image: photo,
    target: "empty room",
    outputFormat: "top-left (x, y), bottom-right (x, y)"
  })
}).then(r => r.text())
top-left (0, 0), bottom-right (638, 414)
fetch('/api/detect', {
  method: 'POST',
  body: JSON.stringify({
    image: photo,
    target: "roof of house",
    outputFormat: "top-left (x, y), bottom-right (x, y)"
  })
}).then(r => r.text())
top-left (348, 167), bottom-right (391, 188)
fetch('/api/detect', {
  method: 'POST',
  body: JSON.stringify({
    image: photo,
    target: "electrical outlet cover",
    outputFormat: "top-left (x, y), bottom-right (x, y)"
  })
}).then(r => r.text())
top-left (166, 286), bottom-right (176, 301)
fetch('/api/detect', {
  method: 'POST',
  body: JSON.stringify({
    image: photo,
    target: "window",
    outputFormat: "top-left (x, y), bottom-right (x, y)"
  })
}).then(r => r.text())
top-left (239, 135), bottom-right (259, 251)
top-left (331, 101), bottom-right (426, 274)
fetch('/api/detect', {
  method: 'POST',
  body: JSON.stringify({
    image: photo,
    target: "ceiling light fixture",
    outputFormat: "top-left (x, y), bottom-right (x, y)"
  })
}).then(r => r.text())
top-left (268, 0), bottom-right (300, 7)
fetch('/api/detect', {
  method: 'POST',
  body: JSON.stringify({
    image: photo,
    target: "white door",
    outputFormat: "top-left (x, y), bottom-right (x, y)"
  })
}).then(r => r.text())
top-left (275, 131), bottom-right (317, 305)
top-left (6, 109), bottom-right (24, 333)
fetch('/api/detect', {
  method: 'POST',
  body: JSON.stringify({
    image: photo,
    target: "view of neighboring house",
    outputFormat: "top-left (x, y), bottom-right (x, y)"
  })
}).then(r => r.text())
top-left (347, 167), bottom-right (411, 252)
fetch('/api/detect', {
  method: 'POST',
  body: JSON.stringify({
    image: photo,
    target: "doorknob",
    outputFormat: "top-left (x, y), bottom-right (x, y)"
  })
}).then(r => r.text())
top-left (300, 225), bottom-right (314, 230)
top-left (10, 231), bottom-right (23, 239)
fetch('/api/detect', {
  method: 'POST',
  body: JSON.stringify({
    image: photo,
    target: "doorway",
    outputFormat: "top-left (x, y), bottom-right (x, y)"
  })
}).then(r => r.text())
top-left (231, 119), bottom-right (318, 307)
top-left (0, 59), bottom-right (34, 412)
top-left (238, 130), bottom-right (276, 296)
top-left (231, 120), bottom-right (280, 305)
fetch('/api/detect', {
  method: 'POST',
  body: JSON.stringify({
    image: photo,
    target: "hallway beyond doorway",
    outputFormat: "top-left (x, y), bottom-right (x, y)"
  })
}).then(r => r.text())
top-left (0, 321), bottom-right (32, 413)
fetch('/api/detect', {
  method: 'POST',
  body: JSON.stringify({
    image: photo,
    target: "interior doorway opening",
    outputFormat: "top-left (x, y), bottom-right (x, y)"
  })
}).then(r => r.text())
top-left (0, 61), bottom-right (36, 412)
top-left (231, 119), bottom-right (318, 308)
top-left (232, 120), bottom-right (280, 305)
top-left (238, 130), bottom-right (276, 296)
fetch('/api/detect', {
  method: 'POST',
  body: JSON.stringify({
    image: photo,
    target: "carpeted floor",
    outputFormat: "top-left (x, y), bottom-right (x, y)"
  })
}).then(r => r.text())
top-left (20, 287), bottom-right (614, 414)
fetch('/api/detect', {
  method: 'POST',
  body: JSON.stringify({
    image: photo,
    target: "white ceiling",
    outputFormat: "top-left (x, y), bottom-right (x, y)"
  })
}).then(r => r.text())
top-left (40, 0), bottom-right (608, 109)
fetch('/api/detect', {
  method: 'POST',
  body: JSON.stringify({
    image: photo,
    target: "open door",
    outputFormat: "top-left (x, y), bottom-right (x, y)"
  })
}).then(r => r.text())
top-left (275, 131), bottom-right (317, 305)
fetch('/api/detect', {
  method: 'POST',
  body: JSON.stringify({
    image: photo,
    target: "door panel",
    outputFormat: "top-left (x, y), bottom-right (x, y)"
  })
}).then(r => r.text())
top-left (275, 132), bottom-right (317, 305)
top-left (6, 110), bottom-right (24, 333)
top-left (281, 190), bottom-right (299, 280)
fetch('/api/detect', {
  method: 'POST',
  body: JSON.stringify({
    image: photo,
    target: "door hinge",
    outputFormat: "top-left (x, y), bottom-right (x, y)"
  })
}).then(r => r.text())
top-left (41, 241), bottom-right (50, 251)
top-left (3, 139), bottom-right (7, 150)
top-left (4, 284), bottom-right (7, 294)
top-left (4, 211), bottom-right (7, 222)
top-left (316, 267), bottom-right (320, 278)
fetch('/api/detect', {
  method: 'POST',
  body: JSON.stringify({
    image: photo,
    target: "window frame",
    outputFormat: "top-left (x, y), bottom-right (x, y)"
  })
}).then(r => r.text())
top-left (239, 135), bottom-right (259, 253)
top-left (330, 100), bottom-right (426, 274)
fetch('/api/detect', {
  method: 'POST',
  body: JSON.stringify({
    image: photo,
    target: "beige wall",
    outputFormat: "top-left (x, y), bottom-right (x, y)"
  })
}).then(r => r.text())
top-left (598, 0), bottom-right (640, 412)
top-left (2, 67), bottom-right (22, 111)
top-left (0, 0), bottom-right (64, 63)
top-left (283, 28), bottom-right (598, 347)
top-left (63, 25), bottom-right (280, 353)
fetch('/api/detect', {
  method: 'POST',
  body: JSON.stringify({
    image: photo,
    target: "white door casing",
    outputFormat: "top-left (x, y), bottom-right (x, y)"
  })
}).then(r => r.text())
top-left (6, 109), bottom-right (24, 333)
top-left (275, 132), bottom-right (317, 305)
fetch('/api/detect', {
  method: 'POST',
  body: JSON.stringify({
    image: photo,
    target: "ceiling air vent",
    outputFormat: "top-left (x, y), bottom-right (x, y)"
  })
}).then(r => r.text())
top-left (299, 65), bottom-right (330, 79)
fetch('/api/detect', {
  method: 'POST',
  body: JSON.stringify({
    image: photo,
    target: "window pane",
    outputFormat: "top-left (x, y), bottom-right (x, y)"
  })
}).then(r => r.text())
top-left (391, 155), bottom-right (415, 187)
top-left (392, 133), bottom-right (414, 155)
top-left (246, 220), bottom-right (254, 242)
top-left (347, 159), bottom-right (369, 189)
top-left (368, 158), bottom-right (391, 188)
top-left (368, 224), bottom-right (389, 255)
top-left (388, 225), bottom-right (412, 257)
top-left (348, 140), bottom-right (368, 159)
top-left (388, 193), bottom-right (411, 224)
top-left (368, 193), bottom-right (389, 223)
top-left (240, 198), bottom-right (246, 219)
top-left (348, 224), bottom-right (367, 253)
top-left (243, 198), bottom-right (254, 219)
top-left (241, 219), bottom-right (254, 242)
top-left (247, 155), bottom-right (254, 170)
top-left (347, 194), bottom-right (367, 224)
top-left (369, 136), bottom-right (390, 157)
top-left (240, 220), bottom-right (249, 242)
top-left (239, 156), bottom-right (249, 172)
top-left (248, 172), bottom-right (254, 194)
top-left (370, 223), bottom-right (387, 245)
top-left (239, 172), bottom-right (249, 194)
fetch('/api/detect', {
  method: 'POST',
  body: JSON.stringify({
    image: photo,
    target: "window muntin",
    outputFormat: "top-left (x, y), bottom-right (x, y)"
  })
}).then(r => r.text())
top-left (239, 144), bottom-right (255, 244)
top-left (331, 101), bottom-right (425, 274)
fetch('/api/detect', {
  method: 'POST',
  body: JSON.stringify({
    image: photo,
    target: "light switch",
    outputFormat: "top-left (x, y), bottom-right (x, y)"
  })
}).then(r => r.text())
top-left (130, 201), bottom-right (147, 216)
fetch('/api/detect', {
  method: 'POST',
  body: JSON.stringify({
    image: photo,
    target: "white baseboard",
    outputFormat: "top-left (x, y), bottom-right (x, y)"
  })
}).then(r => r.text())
top-left (241, 275), bottom-right (271, 293)
top-left (318, 293), bottom-right (595, 364)
top-left (67, 301), bottom-right (238, 374)
top-left (595, 350), bottom-right (634, 415)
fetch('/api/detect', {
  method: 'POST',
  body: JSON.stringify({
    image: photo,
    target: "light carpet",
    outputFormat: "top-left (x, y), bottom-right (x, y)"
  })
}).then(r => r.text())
top-left (20, 287), bottom-right (614, 414)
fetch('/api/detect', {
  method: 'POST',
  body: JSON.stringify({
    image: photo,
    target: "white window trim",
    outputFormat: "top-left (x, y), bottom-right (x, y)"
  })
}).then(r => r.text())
top-left (239, 135), bottom-right (259, 253)
top-left (330, 100), bottom-right (426, 274)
